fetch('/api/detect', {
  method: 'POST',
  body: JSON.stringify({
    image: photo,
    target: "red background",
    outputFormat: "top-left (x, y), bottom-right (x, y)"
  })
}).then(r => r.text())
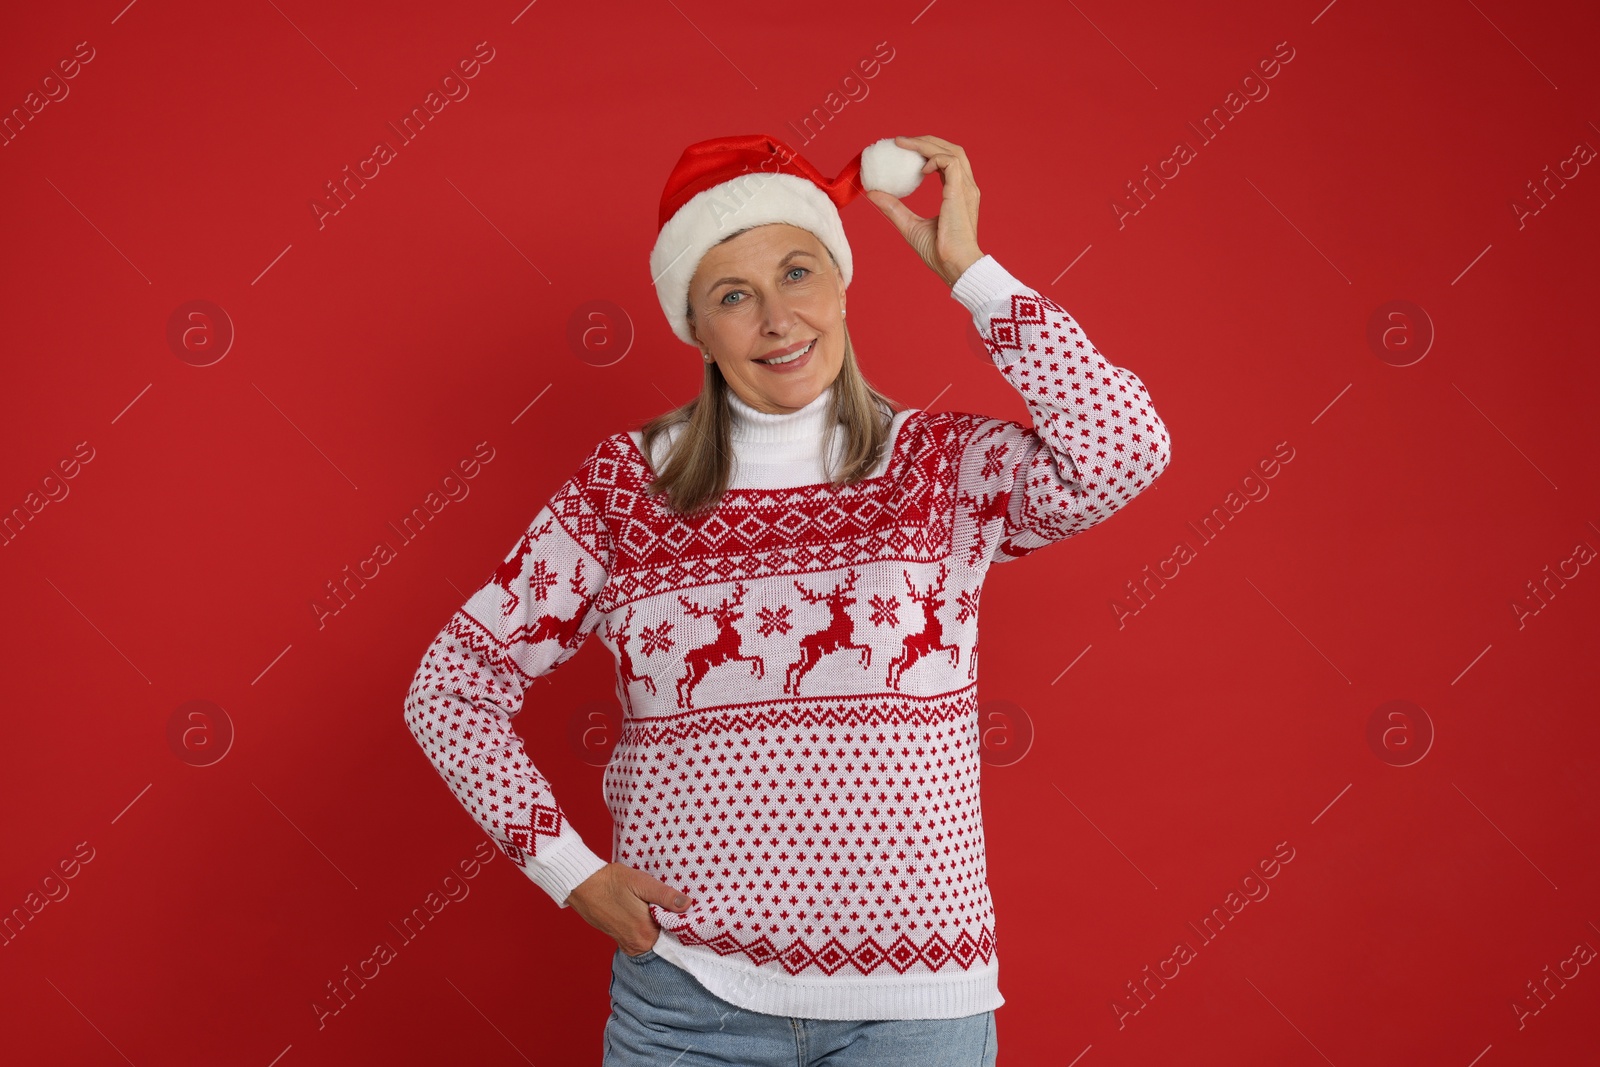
top-left (3, 1), bottom-right (1597, 1064)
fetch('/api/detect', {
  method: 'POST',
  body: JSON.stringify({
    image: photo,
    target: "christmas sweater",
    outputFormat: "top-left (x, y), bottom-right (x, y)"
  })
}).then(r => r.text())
top-left (403, 254), bottom-right (1172, 1020)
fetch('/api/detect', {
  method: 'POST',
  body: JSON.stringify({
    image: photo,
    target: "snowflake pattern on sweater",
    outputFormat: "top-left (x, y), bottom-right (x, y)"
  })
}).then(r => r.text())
top-left (404, 255), bottom-right (1171, 1020)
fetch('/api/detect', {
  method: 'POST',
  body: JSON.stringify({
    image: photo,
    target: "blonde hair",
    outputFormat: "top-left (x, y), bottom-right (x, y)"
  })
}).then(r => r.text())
top-left (638, 321), bottom-right (901, 517)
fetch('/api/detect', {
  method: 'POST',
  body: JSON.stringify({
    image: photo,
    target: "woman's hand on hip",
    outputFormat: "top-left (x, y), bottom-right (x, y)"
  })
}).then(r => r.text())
top-left (566, 862), bottom-right (692, 956)
top-left (865, 134), bottom-right (985, 288)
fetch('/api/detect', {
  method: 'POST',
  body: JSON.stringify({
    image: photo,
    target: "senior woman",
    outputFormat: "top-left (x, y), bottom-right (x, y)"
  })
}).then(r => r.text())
top-left (404, 132), bottom-right (1171, 1066)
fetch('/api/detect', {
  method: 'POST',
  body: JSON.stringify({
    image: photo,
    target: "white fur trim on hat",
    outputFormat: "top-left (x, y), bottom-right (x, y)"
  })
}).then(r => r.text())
top-left (649, 172), bottom-right (852, 348)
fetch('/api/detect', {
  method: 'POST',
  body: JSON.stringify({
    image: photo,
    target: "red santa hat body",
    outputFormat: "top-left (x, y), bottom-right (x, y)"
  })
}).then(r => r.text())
top-left (649, 133), bottom-right (928, 347)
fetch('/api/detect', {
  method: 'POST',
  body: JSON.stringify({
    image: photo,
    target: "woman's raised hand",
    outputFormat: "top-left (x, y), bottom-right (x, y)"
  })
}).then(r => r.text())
top-left (864, 134), bottom-right (985, 288)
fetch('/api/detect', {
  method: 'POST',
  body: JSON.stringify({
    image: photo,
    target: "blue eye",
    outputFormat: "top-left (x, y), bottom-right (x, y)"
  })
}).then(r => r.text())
top-left (719, 268), bottom-right (809, 306)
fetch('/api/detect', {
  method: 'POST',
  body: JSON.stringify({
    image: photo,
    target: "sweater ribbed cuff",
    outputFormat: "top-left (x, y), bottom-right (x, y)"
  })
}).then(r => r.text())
top-left (949, 253), bottom-right (1022, 310)
top-left (950, 255), bottom-right (1030, 366)
top-left (515, 830), bottom-right (608, 909)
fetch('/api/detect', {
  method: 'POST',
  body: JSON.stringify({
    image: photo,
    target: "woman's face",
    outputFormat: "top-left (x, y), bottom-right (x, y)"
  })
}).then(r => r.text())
top-left (686, 223), bottom-right (846, 415)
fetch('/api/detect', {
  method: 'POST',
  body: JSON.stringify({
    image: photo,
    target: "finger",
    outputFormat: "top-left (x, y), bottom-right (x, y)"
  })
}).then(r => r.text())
top-left (888, 138), bottom-right (976, 193)
top-left (622, 929), bottom-right (659, 957)
top-left (895, 134), bottom-right (963, 157)
top-left (896, 135), bottom-right (967, 170)
top-left (890, 136), bottom-right (952, 173)
top-left (870, 192), bottom-right (930, 248)
top-left (638, 874), bottom-right (693, 911)
top-left (917, 150), bottom-right (977, 190)
top-left (865, 189), bottom-right (926, 234)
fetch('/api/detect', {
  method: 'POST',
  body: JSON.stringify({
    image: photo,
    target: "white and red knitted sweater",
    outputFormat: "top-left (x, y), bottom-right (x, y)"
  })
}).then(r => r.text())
top-left (404, 255), bottom-right (1171, 1020)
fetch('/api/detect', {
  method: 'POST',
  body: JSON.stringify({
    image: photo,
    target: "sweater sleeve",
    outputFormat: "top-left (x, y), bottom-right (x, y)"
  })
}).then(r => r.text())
top-left (403, 452), bottom-right (613, 908)
top-left (949, 255), bottom-right (1171, 565)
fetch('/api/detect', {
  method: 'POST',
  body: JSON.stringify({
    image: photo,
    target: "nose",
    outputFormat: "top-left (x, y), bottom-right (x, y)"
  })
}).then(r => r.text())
top-left (760, 290), bottom-right (799, 335)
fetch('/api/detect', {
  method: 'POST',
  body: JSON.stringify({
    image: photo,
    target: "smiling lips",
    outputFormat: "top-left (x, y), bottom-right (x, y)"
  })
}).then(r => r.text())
top-left (758, 339), bottom-right (815, 367)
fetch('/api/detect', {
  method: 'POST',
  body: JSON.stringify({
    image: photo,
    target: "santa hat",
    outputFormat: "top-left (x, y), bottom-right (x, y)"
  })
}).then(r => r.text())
top-left (649, 133), bottom-right (928, 348)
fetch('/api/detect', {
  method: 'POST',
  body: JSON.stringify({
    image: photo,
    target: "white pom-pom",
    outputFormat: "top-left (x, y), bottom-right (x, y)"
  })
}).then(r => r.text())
top-left (860, 138), bottom-right (926, 198)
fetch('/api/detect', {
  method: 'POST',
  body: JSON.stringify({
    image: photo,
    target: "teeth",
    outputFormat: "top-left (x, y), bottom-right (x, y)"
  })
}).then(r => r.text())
top-left (761, 341), bottom-right (812, 365)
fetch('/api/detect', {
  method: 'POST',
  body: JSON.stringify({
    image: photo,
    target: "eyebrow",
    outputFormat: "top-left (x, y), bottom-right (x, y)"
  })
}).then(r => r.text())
top-left (705, 250), bottom-right (817, 292)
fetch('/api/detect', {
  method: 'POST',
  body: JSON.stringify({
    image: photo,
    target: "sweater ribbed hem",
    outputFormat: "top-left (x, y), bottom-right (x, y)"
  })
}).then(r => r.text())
top-left (650, 933), bottom-right (1004, 1021)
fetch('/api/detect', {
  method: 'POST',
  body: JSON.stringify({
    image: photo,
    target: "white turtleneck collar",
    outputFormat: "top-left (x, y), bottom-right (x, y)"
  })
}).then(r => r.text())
top-left (725, 383), bottom-right (836, 446)
top-left (631, 381), bottom-right (906, 492)
top-left (721, 384), bottom-right (841, 485)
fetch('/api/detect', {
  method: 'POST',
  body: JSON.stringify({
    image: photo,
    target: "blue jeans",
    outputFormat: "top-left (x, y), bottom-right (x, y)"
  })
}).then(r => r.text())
top-left (604, 947), bottom-right (999, 1066)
